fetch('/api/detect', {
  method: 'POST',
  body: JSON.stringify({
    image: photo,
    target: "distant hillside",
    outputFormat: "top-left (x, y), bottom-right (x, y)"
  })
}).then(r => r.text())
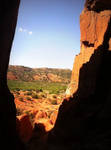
top-left (8, 65), bottom-right (71, 83)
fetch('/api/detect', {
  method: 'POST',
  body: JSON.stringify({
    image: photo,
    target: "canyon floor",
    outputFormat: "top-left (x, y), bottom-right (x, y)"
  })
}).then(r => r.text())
top-left (7, 65), bottom-right (70, 143)
top-left (11, 88), bottom-right (65, 143)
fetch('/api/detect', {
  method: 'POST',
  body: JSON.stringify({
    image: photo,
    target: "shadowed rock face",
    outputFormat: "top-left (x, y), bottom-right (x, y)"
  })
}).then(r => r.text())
top-left (46, 0), bottom-right (111, 150)
top-left (1, 0), bottom-right (111, 150)
top-left (67, 0), bottom-right (111, 98)
top-left (85, 0), bottom-right (111, 12)
top-left (0, 0), bottom-right (25, 149)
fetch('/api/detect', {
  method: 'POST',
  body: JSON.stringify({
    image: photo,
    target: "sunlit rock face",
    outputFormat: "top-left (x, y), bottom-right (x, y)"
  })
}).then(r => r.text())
top-left (67, 0), bottom-right (111, 97)
top-left (47, 0), bottom-right (111, 149)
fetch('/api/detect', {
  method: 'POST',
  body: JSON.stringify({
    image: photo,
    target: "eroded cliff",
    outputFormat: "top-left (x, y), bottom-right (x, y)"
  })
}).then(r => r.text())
top-left (44, 0), bottom-right (111, 150)
top-left (67, 0), bottom-right (111, 98)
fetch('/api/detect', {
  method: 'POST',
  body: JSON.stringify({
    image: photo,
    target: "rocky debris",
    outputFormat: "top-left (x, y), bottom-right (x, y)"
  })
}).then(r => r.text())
top-left (14, 89), bottom-right (63, 143)
top-left (35, 111), bottom-right (48, 121)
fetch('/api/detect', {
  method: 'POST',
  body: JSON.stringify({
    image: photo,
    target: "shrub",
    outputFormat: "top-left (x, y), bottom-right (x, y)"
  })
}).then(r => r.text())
top-left (15, 88), bottom-right (20, 91)
top-left (26, 97), bottom-right (32, 101)
top-left (36, 89), bottom-right (40, 93)
top-left (52, 95), bottom-right (57, 99)
top-left (19, 97), bottom-right (24, 102)
top-left (39, 88), bottom-right (43, 92)
top-left (27, 89), bottom-right (32, 91)
top-left (32, 94), bottom-right (39, 99)
top-left (47, 111), bottom-right (53, 118)
top-left (15, 91), bottom-right (20, 95)
top-left (40, 93), bottom-right (47, 98)
top-left (51, 99), bottom-right (57, 105)
top-left (16, 108), bottom-right (23, 116)
top-left (26, 91), bottom-right (32, 95)
top-left (24, 111), bottom-right (35, 125)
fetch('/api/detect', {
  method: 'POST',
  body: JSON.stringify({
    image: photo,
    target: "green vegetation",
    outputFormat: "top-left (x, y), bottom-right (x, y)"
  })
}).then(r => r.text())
top-left (16, 108), bottom-right (24, 116)
top-left (8, 80), bottom-right (67, 94)
top-left (26, 97), bottom-right (32, 101)
top-left (51, 99), bottom-right (57, 105)
top-left (14, 91), bottom-right (20, 95)
top-left (32, 93), bottom-right (39, 99)
top-left (19, 97), bottom-right (24, 102)
top-left (25, 91), bottom-right (32, 95)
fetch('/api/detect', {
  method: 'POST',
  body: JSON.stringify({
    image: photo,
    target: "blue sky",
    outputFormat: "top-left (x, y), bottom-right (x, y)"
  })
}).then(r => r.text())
top-left (10, 0), bottom-right (85, 69)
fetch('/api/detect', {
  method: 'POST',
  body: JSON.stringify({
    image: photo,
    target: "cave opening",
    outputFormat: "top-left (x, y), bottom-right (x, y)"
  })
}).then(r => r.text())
top-left (7, 0), bottom-right (84, 143)
top-left (1, 0), bottom-right (111, 149)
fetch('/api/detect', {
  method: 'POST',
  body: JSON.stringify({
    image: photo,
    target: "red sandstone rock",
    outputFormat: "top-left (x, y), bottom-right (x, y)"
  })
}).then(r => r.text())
top-left (47, 73), bottom-right (62, 82)
top-left (7, 71), bottom-right (17, 80)
top-left (51, 1), bottom-right (111, 149)
top-left (35, 111), bottom-right (48, 120)
top-left (17, 114), bottom-right (33, 143)
top-left (50, 111), bottom-right (58, 125)
top-left (66, 4), bottom-right (111, 97)
top-left (34, 119), bottom-right (53, 132)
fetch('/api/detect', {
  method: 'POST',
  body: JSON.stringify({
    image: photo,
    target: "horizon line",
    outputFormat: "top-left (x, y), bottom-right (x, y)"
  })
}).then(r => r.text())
top-left (9, 64), bottom-right (72, 70)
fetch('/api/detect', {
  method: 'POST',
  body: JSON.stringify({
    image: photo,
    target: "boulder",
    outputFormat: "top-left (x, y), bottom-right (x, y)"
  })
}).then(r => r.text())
top-left (17, 114), bottom-right (33, 143)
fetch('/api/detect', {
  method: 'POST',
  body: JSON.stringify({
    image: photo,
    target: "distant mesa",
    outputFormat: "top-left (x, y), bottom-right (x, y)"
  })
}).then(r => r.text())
top-left (7, 65), bottom-right (71, 83)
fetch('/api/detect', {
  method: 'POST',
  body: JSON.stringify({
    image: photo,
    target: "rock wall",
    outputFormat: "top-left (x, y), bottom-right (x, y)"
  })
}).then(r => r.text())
top-left (46, 1), bottom-right (111, 150)
top-left (0, 0), bottom-right (25, 149)
top-left (1, 0), bottom-right (111, 150)
top-left (67, 0), bottom-right (111, 97)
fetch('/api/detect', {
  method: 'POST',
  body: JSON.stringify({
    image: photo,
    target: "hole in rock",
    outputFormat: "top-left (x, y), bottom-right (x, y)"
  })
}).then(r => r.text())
top-left (7, 0), bottom-right (84, 143)
top-left (82, 41), bottom-right (94, 47)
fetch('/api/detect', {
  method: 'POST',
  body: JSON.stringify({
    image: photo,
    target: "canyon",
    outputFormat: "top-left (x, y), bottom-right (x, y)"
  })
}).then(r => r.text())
top-left (1, 0), bottom-right (111, 150)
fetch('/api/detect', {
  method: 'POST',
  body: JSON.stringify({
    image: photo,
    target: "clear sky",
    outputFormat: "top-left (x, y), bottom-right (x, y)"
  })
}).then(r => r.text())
top-left (9, 0), bottom-right (85, 69)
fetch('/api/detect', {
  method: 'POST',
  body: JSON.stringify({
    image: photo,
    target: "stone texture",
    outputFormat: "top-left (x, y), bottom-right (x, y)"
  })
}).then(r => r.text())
top-left (46, 1), bottom-right (111, 150)
top-left (7, 71), bottom-right (18, 80)
top-left (50, 110), bottom-right (58, 125)
top-left (1, 0), bottom-right (111, 150)
top-left (0, 0), bottom-right (24, 149)
top-left (17, 114), bottom-right (33, 143)
top-left (85, 0), bottom-right (111, 12)
top-left (67, 4), bottom-right (111, 97)
top-left (35, 111), bottom-right (48, 120)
